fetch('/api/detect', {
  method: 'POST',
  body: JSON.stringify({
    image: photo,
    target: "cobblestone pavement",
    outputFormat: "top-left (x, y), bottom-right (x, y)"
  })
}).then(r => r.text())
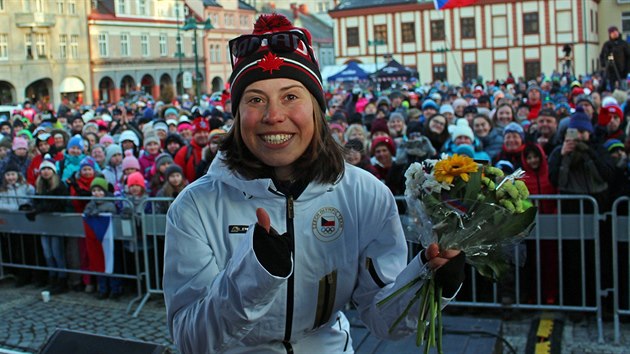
top-left (1, 280), bottom-right (629, 353)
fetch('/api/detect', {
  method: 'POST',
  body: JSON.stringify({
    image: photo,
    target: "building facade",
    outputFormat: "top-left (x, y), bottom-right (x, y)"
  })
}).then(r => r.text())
top-left (0, 0), bottom-right (92, 107)
top-left (329, 0), bottom-right (602, 84)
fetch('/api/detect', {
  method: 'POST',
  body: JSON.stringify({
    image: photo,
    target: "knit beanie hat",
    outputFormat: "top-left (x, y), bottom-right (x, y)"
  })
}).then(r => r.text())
top-left (153, 120), bottom-right (169, 133)
top-left (121, 150), bottom-right (140, 171)
top-left (39, 154), bottom-right (57, 173)
top-left (192, 117), bottom-right (210, 133)
top-left (370, 136), bottom-right (396, 156)
top-left (604, 138), bottom-right (625, 153)
top-left (119, 130), bottom-right (140, 147)
top-left (155, 152), bottom-right (173, 169)
top-left (164, 107), bottom-right (179, 118)
top-left (4, 162), bottom-right (20, 174)
top-left (126, 171), bottom-right (145, 188)
top-left (165, 164), bottom-right (184, 180)
top-left (143, 130), bottom-right (160, 148)
top-left (439, 104), bottom-right (454, 115)
top-left (105, 144), bottom-right (123, 164)
top-left (568, 106), bottom-right (594, 133)
top-left (422, 99), bottom-right (439, 111)
top-left (451, 119), bottom-right (474, 141)
top-left (454, 144), bottom-right (475, 158)
top-left (17, 129), bottom-right (32, 141)
top-left (67, 134), bottom-right (85, 151)
top-left (12, 137), bottom-right (28, 151)
top-left (90, 177), bottom-right (109, 192)
top-left (228, 13), bottom-right (325, 116)
top-left (370, 118), bottom-right (390, 136)
top-left (79, 156), bottom-right (96, 171)
top-left (598, 104), bottom-right (624, 126)
top-left (503, 122), bottom-right (525, 140)
top-left (99, 134), bottom-right (114, 145)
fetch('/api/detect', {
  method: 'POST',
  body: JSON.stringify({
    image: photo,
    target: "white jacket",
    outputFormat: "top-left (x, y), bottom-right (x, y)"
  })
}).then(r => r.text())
top-left (164, 155), bottom-right (446, 354)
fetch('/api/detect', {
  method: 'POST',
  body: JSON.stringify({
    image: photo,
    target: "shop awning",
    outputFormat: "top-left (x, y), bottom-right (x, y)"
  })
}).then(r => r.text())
top-left (59, 77), bottom-right (85, 93)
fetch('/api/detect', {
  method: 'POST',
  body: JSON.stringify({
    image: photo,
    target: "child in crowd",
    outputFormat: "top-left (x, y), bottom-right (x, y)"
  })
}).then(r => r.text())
top-left (155, 164), bottom-right (188, 213)
top-left (103, 144), bottom-right (123, 188)
top-left (91, 144), bottom-right (107, 170)
top-left (83, 177), bottom-right (122, 300)
top-left (58, 134), bottom-right (87, 185)
top-left (148, 153), bottom-right (173, 197)
top-left (0, 137), bottom-right (32, 177)
top-left (139, 130), bottom-right (162, 180)
top-left (116, 150), bottom-right (141, 193)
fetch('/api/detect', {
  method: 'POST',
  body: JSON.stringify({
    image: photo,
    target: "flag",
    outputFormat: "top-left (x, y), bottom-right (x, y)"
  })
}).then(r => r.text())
top-left (83, 213), bottom-right (114, 274)
top-left (434, 0), bottom-right (480, 10)
top-left (321, 217), bottom-right (335, 227)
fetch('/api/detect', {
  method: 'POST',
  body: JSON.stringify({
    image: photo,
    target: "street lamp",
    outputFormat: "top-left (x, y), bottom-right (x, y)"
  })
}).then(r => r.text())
top-left (368, 39), bottom-right (385, 93)
top-left (182, 16), bottom-right (214, 106)
top-left (174, 4), bottom-right (184, 96)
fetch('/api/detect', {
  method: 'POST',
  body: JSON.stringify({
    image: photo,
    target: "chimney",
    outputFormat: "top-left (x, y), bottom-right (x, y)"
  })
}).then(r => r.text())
top-left (299, 4), bottom-right (309, 15)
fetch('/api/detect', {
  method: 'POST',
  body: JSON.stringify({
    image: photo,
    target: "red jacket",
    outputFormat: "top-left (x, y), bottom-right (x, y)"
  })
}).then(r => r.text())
top-left (26, 151), bottom-right (64, 186)
top-left (173, 140), bottom-right (205, 183)
top-left (521, 143), bottom-right (557, 214)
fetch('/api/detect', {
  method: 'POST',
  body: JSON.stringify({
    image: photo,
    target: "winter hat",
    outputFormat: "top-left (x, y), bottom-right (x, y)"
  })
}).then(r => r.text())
top-left (90, 177), bottom-right (109, 192)
top-left (39, 154), bottom-right (57, 173)
top-left (143, 130), bottom-right (160, 148)
top-left (601, 96), bottom-right (618, 108)
top-left (598, 104), bottom-right (624, 126)
top-left (12, 137), bottom-right (28, 151)
top-left (153, 120), bottom-right (169, 133)
top-left (79, 156), bottom-right (96, 171)
top-left (228, 13), bottom-right (325, 116)
top-left (370, 118), bottom-right (390, 136)
top-left (164, 107), bottom-right (179, 118)
top-left (16, 129), bottom-right (32, 141)
top-left (177, 123), bottom-right (192, 133)
top-left (105, 144), bottom-right (123, 164)
top-left (575, 94), bottom-right (593, 108)
top-left (451, 119), bottom-right (474, 141)
top-left (119, 130), bottom-right (140, 147)
top-left (495, 160), bottom-right (515, 174)
top-left (604, 139), bottom-right (625, 153)
top-left (99, 134), bottom-right (114, 145)
top-left (4, 162), bottom-right (20, 174)
top-left (155, 152), bottom-right (173, 169)
top-left (568, 106), bottom-right (594, 133)
top-left (439, 104), bottom-right (454, 115)
top-left (67, 134), bottom-right (85, 151)
top-left (165, 133), bottom-right (185, 147)
top-left (370, 136), bottom-right (396, 156)
top-left (526, 84), bottom-right (542, 95)
top-left (463, 106), bottom-right (478, 115)
top-left (192, 117), bottom-right (210, 133)
top-left (503, 122), bottom-right (525, 140)
top-left (165, 164), bottom-right (184, 180)
top-left (421, 99), bottom-right (439, 111)
top-left (454, 144), bottom-right (475, 158)
top-left (122, 150), bottom-right (141, 171)
top-left (126, 171), bottom-right (145, 188)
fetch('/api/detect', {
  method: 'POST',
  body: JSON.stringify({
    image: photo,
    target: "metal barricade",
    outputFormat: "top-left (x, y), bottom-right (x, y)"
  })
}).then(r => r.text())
top-left (611, 196), bottom-right (630, 343)
top-left (133, 197), bottom-right (171, 317)
top-left (0, 195), bottom-right (144, 314)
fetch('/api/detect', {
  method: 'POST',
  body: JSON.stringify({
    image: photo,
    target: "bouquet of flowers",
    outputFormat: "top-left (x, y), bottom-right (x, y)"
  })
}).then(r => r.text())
top-left (379, 154), bottom-right (537, 354)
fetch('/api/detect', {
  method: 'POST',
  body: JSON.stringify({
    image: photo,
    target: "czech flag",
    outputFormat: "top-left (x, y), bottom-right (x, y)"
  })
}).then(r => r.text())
top-left (83, 213), bottom-right (114, 274)
top-left (434, 0), bottom-right (480, 10)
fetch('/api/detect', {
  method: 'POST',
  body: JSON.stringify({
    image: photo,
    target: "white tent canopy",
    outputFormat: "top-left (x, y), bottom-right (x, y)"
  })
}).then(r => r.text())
top-left (59, 76), bottom-right (85, 93)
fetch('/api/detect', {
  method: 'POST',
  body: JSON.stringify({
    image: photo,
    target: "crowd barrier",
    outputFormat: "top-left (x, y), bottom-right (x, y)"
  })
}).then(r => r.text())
top-left (2, 193), bottom-right (630, 344)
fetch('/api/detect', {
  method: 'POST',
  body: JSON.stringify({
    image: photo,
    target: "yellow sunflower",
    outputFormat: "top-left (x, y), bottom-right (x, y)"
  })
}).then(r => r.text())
top-left (433, 154), bottom-right (479, 184)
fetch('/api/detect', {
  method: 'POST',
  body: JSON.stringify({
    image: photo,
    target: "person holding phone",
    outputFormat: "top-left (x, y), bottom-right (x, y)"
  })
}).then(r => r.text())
top-left (163, 14), bottom-right (466, 354)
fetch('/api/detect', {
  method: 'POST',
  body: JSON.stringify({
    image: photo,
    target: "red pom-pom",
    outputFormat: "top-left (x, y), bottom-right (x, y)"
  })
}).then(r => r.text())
top-left (253, 13), bottom-right (294, 34)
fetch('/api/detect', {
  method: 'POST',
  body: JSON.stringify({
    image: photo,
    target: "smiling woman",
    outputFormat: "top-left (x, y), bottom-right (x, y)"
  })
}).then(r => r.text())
top-left (163, 13), bottom-right (464, 354)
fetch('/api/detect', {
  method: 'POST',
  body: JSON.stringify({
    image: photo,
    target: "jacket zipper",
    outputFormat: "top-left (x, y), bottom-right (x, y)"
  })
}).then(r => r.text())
top-left (283, 194), bottom-right (295, 353)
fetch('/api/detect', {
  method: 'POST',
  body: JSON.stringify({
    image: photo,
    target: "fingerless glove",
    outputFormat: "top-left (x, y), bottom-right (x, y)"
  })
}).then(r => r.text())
top-left (253, 224), bottom-right (292, 277)
top-left (434, 251), bottom-right (466, 298)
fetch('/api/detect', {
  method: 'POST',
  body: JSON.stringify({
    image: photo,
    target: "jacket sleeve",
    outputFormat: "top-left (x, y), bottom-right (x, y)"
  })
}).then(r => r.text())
top-left (163, 190), bottom-right (291, 354)
top-left (351, 182), bottom-right (455, 340)
top-left (547, 146), bottom-right (562, 188)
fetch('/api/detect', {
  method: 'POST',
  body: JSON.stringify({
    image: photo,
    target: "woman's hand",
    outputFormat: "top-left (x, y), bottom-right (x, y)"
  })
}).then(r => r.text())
top-left (424, 243), bottom-right (461, 271)
top-left (424, 243), bottom-right (466, 297)
top-left (253, 208), bottom-right (292, 276)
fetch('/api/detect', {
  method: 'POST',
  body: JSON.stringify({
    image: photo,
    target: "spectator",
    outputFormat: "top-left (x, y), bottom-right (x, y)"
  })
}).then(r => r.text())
top-left (527, 108), bottom-right (562, 157)
top-left (174, 117), bottom-right (210, 183)
top-left (370, 135), bottom-right (396, 184)
top-left (0, 137), bottom-right (31, 178)
top-left (596, 104), bottom-right (625, 143)
top-left (344, 139), bottom-right (378, 177)
top-left (148, 152), bottom-right (174, 197)
top-left (423, 114), bottom-right (450, 152)
top-left (102, 144), bottom-right (123, 189)
top-left (472, 114), bottom-right (503, 160)
top-left (139, 130), bottom-right (162, 179)
top-left (155, 164), bottom-right (188, 214)
top-left (492, 103), bottom-right (517, 129)
top-left (526, 85), bottom-right (543, 120)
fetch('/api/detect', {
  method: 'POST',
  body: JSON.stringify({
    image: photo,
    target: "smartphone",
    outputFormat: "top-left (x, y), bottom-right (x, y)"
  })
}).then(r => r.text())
top-left (565, 128), bottom-right (578, 140)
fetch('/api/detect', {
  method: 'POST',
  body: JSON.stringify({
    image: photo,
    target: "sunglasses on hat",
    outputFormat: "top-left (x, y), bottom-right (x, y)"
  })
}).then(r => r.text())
top-left (228, 30), bottom-right (317, 68)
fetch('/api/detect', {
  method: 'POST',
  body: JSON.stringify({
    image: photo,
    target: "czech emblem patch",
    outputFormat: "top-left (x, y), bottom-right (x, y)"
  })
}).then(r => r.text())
top-left (312, 207), bottom-right (344, 242)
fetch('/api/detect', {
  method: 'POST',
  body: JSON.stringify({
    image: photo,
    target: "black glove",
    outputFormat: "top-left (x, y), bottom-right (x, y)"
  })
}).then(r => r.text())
top-left (434, 251), bottom-right (466, 298)
top-left (26, 211), bottom-right (37, 222)
top-left (253, 223), bottom-right (292, 277)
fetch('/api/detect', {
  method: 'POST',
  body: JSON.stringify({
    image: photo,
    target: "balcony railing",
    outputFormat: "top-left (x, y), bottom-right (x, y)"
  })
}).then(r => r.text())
top-left (15, 12), bottom-right (56, 28)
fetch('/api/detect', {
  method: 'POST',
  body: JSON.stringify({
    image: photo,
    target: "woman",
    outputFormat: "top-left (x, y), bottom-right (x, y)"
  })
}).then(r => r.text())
top-left (493, 122), bottom-right (526, 169)
top-left (492, 103), bottom-right (516, 129)
top-left (423, 114), bottom-right (450, 152)
top-left (163, 14), bottom-right (464, 354)
top-left (472, 114), bottom-right (503, 160)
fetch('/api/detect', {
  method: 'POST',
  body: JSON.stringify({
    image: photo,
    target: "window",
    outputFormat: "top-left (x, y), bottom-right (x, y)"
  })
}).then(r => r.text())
top-left (209, 44), bottom-right (215, 63)
top-left (433, 64), bottom-right (447, 81)
top-left (98, 33), bottom-right (108, 57)
top-left (70, 34), bottom-right (78, 58)
top-left (141, 33), bottom-right (149, 56)
top-left (374, 24), bottom-right (387, 44)
top-left (159, 33), bottom-right (167, 56)
top-left (461, 18), bottom-right (475, 39)
top-left (623, 12), bottom-right (630, 33)
top-left (523, 12), bottom-right (539, 34)
top-left (401, 22), bottom-right (415, 43)
top-left (35, 0), bottom-right (45, 12)
top-left (0, 0), bottom-right (5, 11)
top-left (67, 0), bottom-right (75, 14)
top-left (524, 61), bottom-right (541, 81)
top-left (216, 45), bottom-right (221, 63)
top-left (118, 0), bottom-right (127, 14)
top-left (57, 0), bottom-right (64, 14)
top-left (25, 34), bottom-right (33, 59)
top-left (463, 63), bottom-right (477, 81)
top-left (59, 34), bottom-right (67, 59)
top-left (431, 20), bottom-right (445, 40)
top-left (0, 34), bottom-right (7, 59)
top-left (120, 33), bottom-right (130, 56)
top-left (137, 0), bottom-right (147, 16)
top-left (36, 33), bottom-right (47, 58)
top-left (346, 27), bottom-right (359, 47)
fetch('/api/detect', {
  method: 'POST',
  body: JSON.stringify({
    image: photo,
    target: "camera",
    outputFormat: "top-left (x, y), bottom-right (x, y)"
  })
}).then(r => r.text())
top-left (562, 44), bottom-right (572, 57)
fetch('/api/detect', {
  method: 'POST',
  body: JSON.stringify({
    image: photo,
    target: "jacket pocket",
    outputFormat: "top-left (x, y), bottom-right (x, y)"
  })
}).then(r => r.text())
top-left (313, 269), bottom-right (337, 329)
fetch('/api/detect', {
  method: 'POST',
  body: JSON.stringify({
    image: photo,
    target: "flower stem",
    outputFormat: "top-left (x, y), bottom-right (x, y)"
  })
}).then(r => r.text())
top-left (437, 286), bottom-right (443, 354)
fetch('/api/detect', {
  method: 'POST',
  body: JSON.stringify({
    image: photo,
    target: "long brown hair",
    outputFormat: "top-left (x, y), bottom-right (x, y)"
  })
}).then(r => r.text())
top-left (35, 171), bottom-right (61, 195)
top-left (220, 95), bottom-right (345, 184)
